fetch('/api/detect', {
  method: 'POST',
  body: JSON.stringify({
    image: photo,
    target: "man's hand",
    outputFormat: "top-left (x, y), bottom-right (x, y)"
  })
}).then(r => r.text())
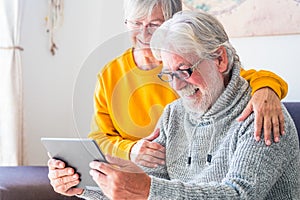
top-left (130, 128), bottom-right (165, 168)
top-left (47, 158), bottom-right (83, 196)
top-left (237, 87), bottom-right (284, 145)
top-left (89, 155), bottom-right (151, 200)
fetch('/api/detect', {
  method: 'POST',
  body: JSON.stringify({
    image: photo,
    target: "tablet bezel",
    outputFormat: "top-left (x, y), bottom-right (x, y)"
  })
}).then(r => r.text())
top-left (41, 137), bottom-right (107, 189)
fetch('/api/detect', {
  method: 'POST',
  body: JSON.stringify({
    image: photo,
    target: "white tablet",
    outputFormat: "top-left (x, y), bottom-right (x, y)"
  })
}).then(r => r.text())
top-left (41, 137), bottom-right (107, 190)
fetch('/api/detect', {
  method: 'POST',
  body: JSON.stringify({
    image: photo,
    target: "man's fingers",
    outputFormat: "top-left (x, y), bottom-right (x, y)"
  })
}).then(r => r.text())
top-left (90, 160), bottom-right (115, 175)
top-left (53, 181), bottom-right (82, 196)
top-left (48, 167), bottom-right (75, 179)
top-left (90, 168), bottom-right (108, 184)
top-left (50, 173), bottom-right (79, 187)
top-left (48, 158), bottom-right (65, 170)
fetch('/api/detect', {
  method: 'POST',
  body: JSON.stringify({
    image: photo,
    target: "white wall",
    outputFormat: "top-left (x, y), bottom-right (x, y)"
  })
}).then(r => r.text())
top-left (21, 1), bottom-right (300, 165)
top-left (231, 35), bottom-right (300, 101)
top-left (21, 1), bottom-right (126, 165)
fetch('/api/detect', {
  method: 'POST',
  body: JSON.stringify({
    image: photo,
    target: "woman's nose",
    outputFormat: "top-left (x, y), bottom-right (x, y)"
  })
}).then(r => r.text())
top-left (140, 25), bottom-right (152, 37)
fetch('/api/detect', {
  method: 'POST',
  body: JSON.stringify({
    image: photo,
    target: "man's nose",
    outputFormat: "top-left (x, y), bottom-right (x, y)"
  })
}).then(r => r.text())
top-left (171, 76), bottom-right (186, 91)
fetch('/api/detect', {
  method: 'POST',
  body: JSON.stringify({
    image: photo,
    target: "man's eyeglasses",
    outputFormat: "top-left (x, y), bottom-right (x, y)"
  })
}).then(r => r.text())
top-left (157, 59), bottom-right (203, 82)
top-left (125, 19), bottom-right (161, 35)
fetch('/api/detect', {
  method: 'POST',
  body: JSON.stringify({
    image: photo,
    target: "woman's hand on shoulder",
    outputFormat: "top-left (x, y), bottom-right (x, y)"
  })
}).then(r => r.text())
top-left (237, 87), bottom-right (284, 145)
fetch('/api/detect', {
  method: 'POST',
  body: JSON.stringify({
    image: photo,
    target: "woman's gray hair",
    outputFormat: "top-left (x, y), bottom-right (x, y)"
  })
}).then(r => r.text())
top-left (151, 10), bottom-right (240, 76)
top-left (124, 0), bottom-right (182, 21)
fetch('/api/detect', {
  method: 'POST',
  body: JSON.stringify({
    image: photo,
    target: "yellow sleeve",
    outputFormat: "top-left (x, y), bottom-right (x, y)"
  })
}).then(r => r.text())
top-left (240, 68), bottom-right (288, 99)
top-left (88, 71), bottom-right (138, 160)
top-left (88, 48), bottom-right (178, 160)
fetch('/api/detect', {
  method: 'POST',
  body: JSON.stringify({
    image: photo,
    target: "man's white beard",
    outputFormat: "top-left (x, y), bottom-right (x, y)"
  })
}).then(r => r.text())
top-left (178, 65), bottom-right (225, 116)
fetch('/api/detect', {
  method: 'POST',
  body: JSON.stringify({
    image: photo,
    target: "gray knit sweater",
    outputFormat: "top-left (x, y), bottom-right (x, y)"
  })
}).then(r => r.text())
top-left (79, 65), bottom-right (300, 200)
top-left (146, 65), bottom-right (300, 199)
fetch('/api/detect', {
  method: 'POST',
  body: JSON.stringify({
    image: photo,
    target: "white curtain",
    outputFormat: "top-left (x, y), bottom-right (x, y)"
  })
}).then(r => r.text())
top-left (0, 0), bottom-right (23, 165)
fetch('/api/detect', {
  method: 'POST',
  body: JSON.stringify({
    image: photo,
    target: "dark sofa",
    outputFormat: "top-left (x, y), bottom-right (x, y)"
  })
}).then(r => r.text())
top-left (0, 102), bottom-right (299, 200)
top-left (284, 102), bottom-right (300, 137)
top-left (0, 166), bottom-right (81, 200)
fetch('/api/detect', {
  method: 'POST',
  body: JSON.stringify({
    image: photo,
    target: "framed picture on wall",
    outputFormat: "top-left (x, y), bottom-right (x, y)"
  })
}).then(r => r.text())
top-left (182, 0), bottom-right (300, 37)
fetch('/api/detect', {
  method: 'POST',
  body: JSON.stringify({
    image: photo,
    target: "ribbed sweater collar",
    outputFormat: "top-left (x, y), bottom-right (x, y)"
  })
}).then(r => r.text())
top-left (187, 63), bottom-right (251, 125)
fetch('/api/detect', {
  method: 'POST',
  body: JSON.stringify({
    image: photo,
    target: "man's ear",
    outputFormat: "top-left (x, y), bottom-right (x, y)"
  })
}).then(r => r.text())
top-left (214, 46), bottom-right (228, 73)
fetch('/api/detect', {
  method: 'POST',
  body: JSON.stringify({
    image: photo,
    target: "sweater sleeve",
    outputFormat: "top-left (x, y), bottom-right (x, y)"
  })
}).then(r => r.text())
top-left (76, 189), bottom-right (108, 200)
top-left (148, 112), bottom-right (299, 199)
top-left (88, 73), bottom-right (136, 160)
top-left (240, 68), bottom-right (288, 99)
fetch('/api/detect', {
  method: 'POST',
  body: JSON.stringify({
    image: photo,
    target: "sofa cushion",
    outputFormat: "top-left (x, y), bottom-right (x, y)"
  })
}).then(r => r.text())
top-left (0, 166), bottom-right (81, 200)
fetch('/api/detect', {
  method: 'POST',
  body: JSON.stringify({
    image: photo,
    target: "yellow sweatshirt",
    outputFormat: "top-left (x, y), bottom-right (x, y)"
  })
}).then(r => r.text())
top-left (89, 48), bottom-right (288, 160)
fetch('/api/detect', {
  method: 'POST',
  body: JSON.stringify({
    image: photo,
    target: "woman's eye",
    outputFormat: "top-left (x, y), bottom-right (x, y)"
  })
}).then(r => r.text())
top-left (134, 22), bottom-right (143, 26)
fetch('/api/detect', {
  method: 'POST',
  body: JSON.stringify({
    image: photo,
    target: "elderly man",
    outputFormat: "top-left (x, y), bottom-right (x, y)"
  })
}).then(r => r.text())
top-left (50, 10), bottom-right (300, 199)
top-left (85, 10), bottom-right (300, 199)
